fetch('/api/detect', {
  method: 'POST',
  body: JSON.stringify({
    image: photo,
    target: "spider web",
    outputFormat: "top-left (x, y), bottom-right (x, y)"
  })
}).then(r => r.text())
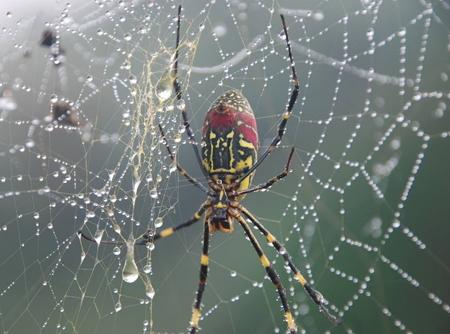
top-left (0, 0), bottom-right (449, 333)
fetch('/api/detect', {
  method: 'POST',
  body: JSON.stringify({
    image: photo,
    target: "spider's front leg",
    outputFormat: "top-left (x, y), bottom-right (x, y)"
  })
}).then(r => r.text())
top-left (79, 201), bottom-right (210, 246)
top-left (236, 147), bottom-right (295, 196)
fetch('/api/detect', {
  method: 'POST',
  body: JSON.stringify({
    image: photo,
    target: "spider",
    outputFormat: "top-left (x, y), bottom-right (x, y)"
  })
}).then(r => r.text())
top-left (80, 6), bottom-right (340, 333)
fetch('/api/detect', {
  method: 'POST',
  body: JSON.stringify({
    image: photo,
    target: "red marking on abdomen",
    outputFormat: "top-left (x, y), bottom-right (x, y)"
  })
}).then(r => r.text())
top-left (203, 106), bottom-right (259, 149)
top-left (237, 112), bottom-right (258, 148)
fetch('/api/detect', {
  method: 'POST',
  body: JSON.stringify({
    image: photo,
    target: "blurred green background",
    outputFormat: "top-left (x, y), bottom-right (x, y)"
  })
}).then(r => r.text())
top-left (0, 0), bottom-right (449, 333)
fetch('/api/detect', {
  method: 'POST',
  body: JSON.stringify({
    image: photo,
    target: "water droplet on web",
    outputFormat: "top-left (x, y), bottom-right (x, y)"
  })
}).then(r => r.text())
top-left (176, 99), bottom-right (186, 110)
top-left (169, 161), bottom-right (177, 173)
top-left (129, 75), bottom-right (137, 85)
top-left (154, 217), bottom-right (163, 228)
top-left (114, 302), bottom-right (122, 312)
top-left (145, 280), bottom-right (155, 299)
top-left (143, 264), bottom-right (151, 274)
top-left (122, 240), bottom-right (139, 283)
top-left (156, 72), bottom-right (173, 102)
top-left (113, 246), bottom-right (121, 256)
top-left (230, 271), bottom-right (237, 277)
top-left (150, 187), bottom-right (158, 199)
top-left (174, 133), bottom-right (182, 143)
top-left (50, 94), bottom-right (58, 103)
top-left (47, 223), bottom-right (53, 230)
top-left (113, 223), bottom-right (121, 234)
top-left (90, 230), bottom-right (103, 244)
top-left (146, 242), bottom-right (155, 251)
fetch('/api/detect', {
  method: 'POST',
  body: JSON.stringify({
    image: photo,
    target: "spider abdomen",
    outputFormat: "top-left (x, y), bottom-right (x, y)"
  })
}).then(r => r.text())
top-left (201, 90), bottom-right (258, 191)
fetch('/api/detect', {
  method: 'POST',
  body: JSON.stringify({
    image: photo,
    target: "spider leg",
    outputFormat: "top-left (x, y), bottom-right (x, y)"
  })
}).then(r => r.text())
top-left (236, 147), bottom-right (294, 196)
top-left (236, 214), bottom-right (298, 334)
top-left (189, 219), bottom-right (210, 334)
top-left (158, 124), bottom-right (209, 194)
top-left (173, 5), bottom-right (208, 179)
top-left (79, 201), bottom-right (210, 246)
top-left (237, 14), bottom-right (299, 184)
top-left (240, 207), bottom-right (342, 325)
top-left (138, 201), bottom-right (209, 244)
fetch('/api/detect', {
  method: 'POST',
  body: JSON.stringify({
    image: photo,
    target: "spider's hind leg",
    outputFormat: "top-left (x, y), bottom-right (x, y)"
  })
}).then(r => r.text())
top-left (237, 214), bottom-right (298, 334)
top-left (240, 206), bottom-right (342, 326)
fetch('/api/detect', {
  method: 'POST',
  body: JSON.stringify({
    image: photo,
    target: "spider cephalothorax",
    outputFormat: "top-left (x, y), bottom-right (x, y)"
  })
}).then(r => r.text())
top-left (80, 6), bottom-right (340, 334)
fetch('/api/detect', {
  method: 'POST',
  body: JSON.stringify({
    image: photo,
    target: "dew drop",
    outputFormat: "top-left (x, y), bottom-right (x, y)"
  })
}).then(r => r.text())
top-left (113, 246), bottom-right (121, 256)
top-left (156, 72), bottom-right (173, 102)
top-left (143, 264), bottom-right (152, 274)
top-left (154, 217), bottom-right (163, 228)
top-left (122, 240), bottom-right (139, 283)
top-left (145, 280), bottom-right (155, 299)
top-left (129, 75), bottom-right (137, 85)
top-left (93, 229), bottom-right (104, 244)
top-left (150, 187), bottom-right (158, 199)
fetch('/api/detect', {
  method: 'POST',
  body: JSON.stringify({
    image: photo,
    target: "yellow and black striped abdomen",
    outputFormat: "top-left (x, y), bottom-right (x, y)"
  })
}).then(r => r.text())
top-left (201, 90), bottom-right (259, 192)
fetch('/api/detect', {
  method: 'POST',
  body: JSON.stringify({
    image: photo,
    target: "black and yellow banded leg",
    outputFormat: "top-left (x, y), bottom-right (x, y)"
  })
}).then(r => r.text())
top-left (237, 215), bottom-right (298, 334)
top-left (138, 201), bottom-right (210, 245)
top-left (237, 147), bottom-right (295, 196)
top-left (189, 221), bottom-right (210, 334)
top-left (158, 124), bottom-right (209, 194)
top-left (237, 14), bottom-right (299, 184)
top-left (240, 207), bottom-right (341, 325)
top-left (80, 202), bottom-right (209, 246)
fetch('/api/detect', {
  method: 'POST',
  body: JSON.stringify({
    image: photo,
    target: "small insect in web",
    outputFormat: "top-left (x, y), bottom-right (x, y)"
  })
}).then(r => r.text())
top-left (50, 99), bottom-right (84, 127)
top-left (80, 6), bottom-right (341, 333)
top-left (39, 29), bottom-right (65, 66)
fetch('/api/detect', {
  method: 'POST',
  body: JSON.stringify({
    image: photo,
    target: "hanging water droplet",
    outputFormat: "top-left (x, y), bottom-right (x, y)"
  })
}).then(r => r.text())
top-left (86, 211), bottom-right (95, 218)
top-left (93, 229), bottom-right (104, 244)
top-left (114, 302), bottom-right (122, 312)
top-left (145, 280), bottom-right (155, 299)
top-left (174, 133), bottom-right (182, 143)
top-left (50, 94), bottom-right (58, 103)
top-left (230, 270), bottom-right (237, 277)
top-left (176, 99), bottom-right (186, 110)
top-left (156, 71), bottom-right (173, 102)
top-left (129, 75), bottom-right (137, 85)
top-left (33, 212), bottom-right (40, 220)
top-left (122, 240), bottom-right (139, 283)
top-left (146, 242), bottom-right (155, 251)
top-left (113, 223), bottom-right (121, 234)
top-left (169, 161), bottom-right (177, 173)
top-left (150, 187), bottom-right (158, 199)
top-left (124, 33), bottom-right (132, 41)
top-left (143, 263), bottom-right (152, 274)
top-left (47, 222), bottom-right (53, 229)
top-left (113, 246), bottom-right (121, 256)
top-left (154, 217), bottom-right (163, 228)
